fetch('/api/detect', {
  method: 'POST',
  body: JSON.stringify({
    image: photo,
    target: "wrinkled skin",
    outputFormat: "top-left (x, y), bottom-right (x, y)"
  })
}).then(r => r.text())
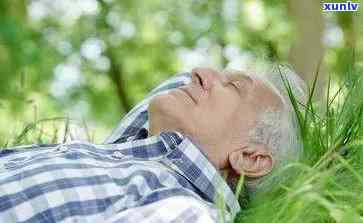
top-left (148, 67), bottom-right (282, 178)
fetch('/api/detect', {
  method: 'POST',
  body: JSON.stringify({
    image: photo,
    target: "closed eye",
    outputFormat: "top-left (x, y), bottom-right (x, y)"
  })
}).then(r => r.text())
top-left (224, 72), bottom-right (253, 97)
top-left (228, 81), bottom-right (241, 93)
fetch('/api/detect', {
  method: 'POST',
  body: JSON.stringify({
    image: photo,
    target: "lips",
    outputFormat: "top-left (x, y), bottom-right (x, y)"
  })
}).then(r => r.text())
top-left (178, 87), bottom-right (197, 104)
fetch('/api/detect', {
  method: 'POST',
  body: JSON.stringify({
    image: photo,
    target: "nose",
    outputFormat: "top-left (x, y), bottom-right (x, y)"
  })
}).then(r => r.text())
top-left (191, 67), bottom-right (224, 90)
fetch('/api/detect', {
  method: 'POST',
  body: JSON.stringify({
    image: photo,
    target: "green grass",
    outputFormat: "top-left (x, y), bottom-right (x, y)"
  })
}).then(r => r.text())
top-left (1, 116), bottom-right (97, 148)
top-left (233, 66), bottom-right (363, 223)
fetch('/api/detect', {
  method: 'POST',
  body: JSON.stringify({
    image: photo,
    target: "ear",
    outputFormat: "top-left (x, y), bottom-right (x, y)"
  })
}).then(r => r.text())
top-left (228, 144), bottom-right (274, 178)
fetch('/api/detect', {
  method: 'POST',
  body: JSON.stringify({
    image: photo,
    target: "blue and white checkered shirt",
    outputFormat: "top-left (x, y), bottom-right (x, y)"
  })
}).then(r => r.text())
top-left (0, 72), bottom-right (241, 223)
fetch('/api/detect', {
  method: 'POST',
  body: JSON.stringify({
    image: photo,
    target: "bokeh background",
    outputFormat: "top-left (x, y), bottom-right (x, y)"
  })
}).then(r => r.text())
top-left (0, 0), bottom-right (361, 145)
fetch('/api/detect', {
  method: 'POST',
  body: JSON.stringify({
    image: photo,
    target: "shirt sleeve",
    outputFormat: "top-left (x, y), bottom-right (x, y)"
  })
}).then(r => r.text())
top-left (104, 72), bottom-right (191, 144)
top-left (106, 196), bottom-right (227, 223)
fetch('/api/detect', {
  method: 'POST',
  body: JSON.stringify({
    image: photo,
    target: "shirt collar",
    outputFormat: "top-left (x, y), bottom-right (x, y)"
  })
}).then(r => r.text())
top-left (159, 131), bottom-right (241, 218)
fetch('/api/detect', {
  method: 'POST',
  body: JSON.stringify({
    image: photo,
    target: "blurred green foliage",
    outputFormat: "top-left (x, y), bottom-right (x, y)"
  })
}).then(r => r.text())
top-left (0, 0), bottom-right (361, 144)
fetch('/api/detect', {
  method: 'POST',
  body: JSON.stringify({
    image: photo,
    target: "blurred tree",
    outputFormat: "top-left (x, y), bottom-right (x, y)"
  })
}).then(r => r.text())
top-left (0, 0), bottom-right (48, 109)
top-left (288, 0), bottom-right (325, 97)
top-left (335, 13), bottom-right (359, 78)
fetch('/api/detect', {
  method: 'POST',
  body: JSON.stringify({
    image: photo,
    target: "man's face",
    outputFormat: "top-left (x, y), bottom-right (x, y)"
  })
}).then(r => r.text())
top-left (148, 67), bottom-right (282, 169)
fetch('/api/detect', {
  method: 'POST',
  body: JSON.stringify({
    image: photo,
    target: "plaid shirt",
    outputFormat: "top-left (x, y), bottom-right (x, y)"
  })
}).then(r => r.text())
top-left (0, 72), bottom-right (240, 223)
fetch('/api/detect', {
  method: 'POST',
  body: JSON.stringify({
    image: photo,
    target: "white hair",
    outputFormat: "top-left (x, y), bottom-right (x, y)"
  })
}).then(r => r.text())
top-left (226, 63), bottom-right (308, 198)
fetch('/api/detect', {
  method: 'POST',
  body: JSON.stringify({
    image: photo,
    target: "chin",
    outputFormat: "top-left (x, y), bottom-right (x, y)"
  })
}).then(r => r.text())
top-left (149, 94), bottom-right (176, 116)
top-left (148, 93), bottom-right (186, 134)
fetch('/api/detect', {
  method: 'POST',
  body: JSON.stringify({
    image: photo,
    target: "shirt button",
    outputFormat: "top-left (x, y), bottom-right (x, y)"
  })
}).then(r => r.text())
top-left (126, 136), bottom-right (134, 142)
top-left (112, 151), bottom-right (124, 159)
top-left (57, 145), bottom-right (68, 152)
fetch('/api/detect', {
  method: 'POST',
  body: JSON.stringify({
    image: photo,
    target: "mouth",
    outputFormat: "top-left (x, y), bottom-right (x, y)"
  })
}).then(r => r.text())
top-left (178, 88), bottom-right (197, 104)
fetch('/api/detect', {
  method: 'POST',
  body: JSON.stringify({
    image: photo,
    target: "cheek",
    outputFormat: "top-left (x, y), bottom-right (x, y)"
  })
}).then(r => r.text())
top-left (203, 92), bottom-right (240, 120)
top-left (192, 93), bottom-right (240, 134)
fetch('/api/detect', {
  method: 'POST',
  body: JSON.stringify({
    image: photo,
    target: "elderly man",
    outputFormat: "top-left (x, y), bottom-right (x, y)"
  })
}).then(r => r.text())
top-left (0, 65), bottom-right (306, 223)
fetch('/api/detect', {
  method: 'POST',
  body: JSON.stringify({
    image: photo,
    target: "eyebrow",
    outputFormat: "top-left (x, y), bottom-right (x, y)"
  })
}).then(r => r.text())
top-left (227, 72), bottom-right (254, 85)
